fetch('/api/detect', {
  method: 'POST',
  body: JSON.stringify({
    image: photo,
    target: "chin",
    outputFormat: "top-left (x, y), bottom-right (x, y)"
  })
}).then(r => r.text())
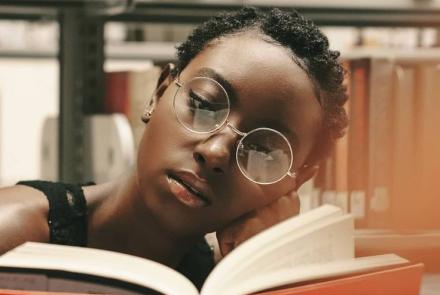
top-left (142, 173), bottom-right (211, 236)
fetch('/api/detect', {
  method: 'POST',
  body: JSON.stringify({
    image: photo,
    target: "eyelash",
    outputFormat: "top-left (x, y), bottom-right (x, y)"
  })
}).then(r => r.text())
top-left (188, 90), bottom-right (214, 110)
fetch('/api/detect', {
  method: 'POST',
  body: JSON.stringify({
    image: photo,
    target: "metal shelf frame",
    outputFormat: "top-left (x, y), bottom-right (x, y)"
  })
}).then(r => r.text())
top-left (1, 0), bottom-right (440, 182)
top-left (113, 0), bottom-right (440, 27)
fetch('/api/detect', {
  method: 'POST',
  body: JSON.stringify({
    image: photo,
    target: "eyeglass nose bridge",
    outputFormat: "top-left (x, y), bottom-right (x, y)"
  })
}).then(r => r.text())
top-left (224, 121), bottom-right (246, 137)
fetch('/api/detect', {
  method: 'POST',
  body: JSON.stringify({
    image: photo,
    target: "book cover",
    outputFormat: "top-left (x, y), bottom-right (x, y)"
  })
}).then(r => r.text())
top-left (254, 263), bottom-right (423, 295)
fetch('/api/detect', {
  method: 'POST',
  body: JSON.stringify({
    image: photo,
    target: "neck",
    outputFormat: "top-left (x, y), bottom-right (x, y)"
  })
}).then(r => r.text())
top-left (85, 171), bottom-right (201, 268)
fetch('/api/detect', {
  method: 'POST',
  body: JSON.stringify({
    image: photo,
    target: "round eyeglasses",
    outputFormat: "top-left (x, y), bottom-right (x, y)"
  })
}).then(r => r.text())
top-left (173, 76), bottom-right (296, 185)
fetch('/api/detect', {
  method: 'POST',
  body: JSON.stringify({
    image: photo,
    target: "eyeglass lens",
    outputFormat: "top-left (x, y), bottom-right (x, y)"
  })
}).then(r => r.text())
top-left (237, 129), bottom-right (292, 184)
top-left (174, 77), bottom-right (229, 133)
top-left (174, 77), bottom-right (293, 184)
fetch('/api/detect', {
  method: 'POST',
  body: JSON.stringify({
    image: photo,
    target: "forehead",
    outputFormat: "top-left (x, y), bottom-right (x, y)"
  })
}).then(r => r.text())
top-left (180, 34), bottom-right (323, 156)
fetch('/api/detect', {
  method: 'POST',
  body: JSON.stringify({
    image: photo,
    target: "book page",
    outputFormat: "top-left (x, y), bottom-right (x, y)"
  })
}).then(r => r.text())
top-left (0, 243), bottom-right (198, 295)
top-left (250, 215), bottom-right (354, 274)
top-left (213, 215), bottom-right (354, 292)
top-left (202, 205), bottom-right (350, 294)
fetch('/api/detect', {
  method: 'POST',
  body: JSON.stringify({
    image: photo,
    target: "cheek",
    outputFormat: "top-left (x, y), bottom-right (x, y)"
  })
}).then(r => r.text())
top-left (136, 99), bottom-right (183, 184)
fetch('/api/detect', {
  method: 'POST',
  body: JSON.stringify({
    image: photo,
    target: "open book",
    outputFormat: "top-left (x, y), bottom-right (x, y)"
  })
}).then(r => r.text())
top-left (0, 205), bottom-right (423, 295)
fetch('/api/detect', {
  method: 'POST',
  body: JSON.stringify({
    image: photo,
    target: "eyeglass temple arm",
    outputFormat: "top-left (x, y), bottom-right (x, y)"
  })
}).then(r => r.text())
top-left (174, 79), bottom-right (182, 87)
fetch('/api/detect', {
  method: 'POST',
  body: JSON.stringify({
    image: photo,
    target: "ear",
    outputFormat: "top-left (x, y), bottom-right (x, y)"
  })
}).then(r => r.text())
top-left (142, 63), bottom-right (176, 123)
top-left (294, 164), bottom-right (319, 190)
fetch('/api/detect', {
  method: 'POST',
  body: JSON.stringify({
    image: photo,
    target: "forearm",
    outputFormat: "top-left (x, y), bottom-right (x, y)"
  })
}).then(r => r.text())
top-left (0, 185), bottom-right (49, 254)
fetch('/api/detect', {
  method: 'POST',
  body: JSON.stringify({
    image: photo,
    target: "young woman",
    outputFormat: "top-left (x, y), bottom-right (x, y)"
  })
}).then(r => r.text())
top-left (0, 7), bottom-right (347, 288)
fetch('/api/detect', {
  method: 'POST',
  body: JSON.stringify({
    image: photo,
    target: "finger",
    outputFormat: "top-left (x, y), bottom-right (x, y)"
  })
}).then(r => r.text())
top-left (216, 220), bottom-right (242, 256)
top-left (295, 164), bottom-right (319, 189)
top-left (217, 216), bottom-right (265, 256)
top-left (217, 191), bottom-right (301, 256)
top-left (216, 229), bottom-right (232, 257)
top-left (267, 191), bottom-right (299, 221)
top-left (219, 240), bottom-right (234, 257)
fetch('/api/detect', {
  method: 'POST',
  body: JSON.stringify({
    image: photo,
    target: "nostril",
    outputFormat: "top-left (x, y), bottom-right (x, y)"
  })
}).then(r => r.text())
top-left (213, 167), bottom-right (223, 174)
top-left (194, 152), bottom-right (205, 164)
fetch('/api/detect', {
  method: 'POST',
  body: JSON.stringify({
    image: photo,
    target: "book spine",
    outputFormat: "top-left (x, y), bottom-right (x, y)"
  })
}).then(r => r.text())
top-left (104, 71), bottom-right (130, 115)
top-left (414, 63), bottom-right (440, 229)
top-left (390, 64), bottom-right (416, 230)
top-left (366, 58), bottom-right (394, 229)
top-left (321, 152), bottom-right (337, 208)
top-left (313, 157), bottom-right (327, 208)
top-left (333, 101), bottom-right (349, 214)
top-left (347, 59), bottom-right (370, 228)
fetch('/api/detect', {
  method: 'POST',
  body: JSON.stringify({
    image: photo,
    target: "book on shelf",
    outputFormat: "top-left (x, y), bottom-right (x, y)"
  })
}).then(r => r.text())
top-left (318, 153), bottom-right (335, 210)
top-left (0, 205), bottom-right (423, 295)
top-left (325, 50), bottom-right (440, 231)
top-left (346, 58), bottom-right (370, 228)
top-left (390, 57), bottom-right (440, 230)
top-left (365, 53), bottom-right (440, 230)
top-left (391, 62), bottom-right (418, 231)
top-left (364, 57), bottom-right (394, 230)
top-left (105, 71), bottom-right (130, 115)
top-left (310, 157), bottom-right (326, 211)
top-left (331, 104), bottom-right (349, 215)
top-left (314, 59), bottom-right (350, 215)
top-left (415, 62), bottom-right (440, 230)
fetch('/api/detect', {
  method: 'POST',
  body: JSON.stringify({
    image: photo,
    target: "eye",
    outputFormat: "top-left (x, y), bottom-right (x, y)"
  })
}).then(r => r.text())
top-left (188, 89), bottom-right (215, 111)
top-left (245, 142), bottom-right (272, 154)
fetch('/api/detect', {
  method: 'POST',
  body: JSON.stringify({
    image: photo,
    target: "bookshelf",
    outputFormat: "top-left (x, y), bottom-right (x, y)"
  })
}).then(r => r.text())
top-left (1, 0), bottom-right (440, 182)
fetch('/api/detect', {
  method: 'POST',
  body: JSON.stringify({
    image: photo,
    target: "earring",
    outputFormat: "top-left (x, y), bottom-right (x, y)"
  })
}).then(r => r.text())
top-left (141, 109), bottom-right (154, 123)
top-left (141, 95), bottom-right (155, 123)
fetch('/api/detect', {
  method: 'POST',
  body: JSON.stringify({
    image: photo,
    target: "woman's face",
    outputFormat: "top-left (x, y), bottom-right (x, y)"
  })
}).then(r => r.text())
top-left (137, 33), bottom-right (323, 236)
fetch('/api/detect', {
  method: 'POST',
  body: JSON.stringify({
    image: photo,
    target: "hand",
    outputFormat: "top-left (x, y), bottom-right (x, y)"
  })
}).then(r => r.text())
top-left (216, 189), bottom-right (300, 257)
top-left (215, 164), bottom-right (319, 257)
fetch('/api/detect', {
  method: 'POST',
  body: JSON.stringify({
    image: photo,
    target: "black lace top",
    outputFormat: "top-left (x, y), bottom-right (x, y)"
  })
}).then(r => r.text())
top-left (17, 180), bottom-right (214, 289)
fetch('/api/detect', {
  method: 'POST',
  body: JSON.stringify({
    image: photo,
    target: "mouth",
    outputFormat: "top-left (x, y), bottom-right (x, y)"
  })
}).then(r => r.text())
top-left (167, 173), bottom-right (212, 208)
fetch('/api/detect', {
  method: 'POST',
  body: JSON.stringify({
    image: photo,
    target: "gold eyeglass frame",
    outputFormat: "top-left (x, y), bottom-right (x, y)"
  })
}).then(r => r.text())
top-left (172, 76), bottom-right (296, 185)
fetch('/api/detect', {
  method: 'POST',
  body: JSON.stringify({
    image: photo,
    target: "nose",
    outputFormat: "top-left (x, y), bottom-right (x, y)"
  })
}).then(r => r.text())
top-left (193, 125), bottom-right (240, 174)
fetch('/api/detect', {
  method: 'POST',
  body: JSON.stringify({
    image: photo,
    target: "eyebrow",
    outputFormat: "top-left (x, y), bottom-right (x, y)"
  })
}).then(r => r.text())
top-left (259, 120), bottom-right (300, 150)
top-left (195, 67), bottom-right (299, 148)
top-left (195, 67), bottom-right (237, 103)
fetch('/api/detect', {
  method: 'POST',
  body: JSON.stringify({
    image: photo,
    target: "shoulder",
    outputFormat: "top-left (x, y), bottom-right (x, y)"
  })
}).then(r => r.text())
top-left (0, 184), bottom-right (49, 254)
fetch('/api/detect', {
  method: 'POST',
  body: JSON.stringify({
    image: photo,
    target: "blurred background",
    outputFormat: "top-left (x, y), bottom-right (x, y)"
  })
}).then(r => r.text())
top-left (0, 0), bottom-right (440, 282)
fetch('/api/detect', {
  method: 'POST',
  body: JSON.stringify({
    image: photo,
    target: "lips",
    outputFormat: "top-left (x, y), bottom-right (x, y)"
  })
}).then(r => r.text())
top-left (167, 171), bottom-right (213, 208)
